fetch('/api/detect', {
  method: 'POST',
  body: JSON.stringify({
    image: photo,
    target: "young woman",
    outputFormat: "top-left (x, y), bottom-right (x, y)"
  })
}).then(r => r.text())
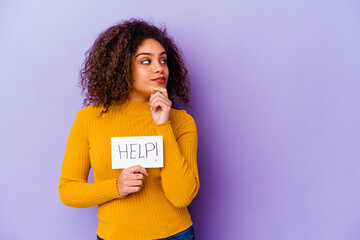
top-left (58, 19), bottom-right (200, 240)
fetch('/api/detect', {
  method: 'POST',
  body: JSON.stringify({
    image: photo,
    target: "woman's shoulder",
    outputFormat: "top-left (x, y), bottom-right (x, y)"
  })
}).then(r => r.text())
top-left (170, 108), bottom-right (192, 119)
top-left (170, 108), bottom-right (196, 127)
top-left (76, 104), bottom-right (106, 118)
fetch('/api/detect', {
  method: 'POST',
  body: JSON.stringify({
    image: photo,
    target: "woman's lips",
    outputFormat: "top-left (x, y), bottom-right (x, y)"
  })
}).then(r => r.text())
top-left (152, 77), bottom-right (166, 84)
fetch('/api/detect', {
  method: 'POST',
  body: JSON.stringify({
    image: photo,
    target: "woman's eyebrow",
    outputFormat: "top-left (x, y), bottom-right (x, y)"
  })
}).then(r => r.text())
top-left (135, 51), bottom-right (166, 58)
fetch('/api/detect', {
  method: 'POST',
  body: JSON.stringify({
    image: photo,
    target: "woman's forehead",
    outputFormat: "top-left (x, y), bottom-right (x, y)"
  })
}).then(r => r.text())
top-left (136, 38), bottom-right (166, 54)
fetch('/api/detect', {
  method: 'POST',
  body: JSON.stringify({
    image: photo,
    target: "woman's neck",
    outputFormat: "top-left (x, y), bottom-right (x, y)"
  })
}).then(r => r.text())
top-left (128, 92), bottom-right (150, 102)
top-left (117, 99), bottom-right (151, 114)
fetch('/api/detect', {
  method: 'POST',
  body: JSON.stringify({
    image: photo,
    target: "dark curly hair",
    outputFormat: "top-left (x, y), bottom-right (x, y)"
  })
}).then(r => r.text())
top-left (79, 18), bottom-right (190, 113)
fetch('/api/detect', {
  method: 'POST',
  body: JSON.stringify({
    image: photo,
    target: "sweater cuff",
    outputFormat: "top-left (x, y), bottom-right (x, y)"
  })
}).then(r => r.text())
top-left (102, 178), bottom-right (126, 200)
top-left (154, 120), bottom-right (172, 133)
top-left (114, 177), bottom-right (127, 198)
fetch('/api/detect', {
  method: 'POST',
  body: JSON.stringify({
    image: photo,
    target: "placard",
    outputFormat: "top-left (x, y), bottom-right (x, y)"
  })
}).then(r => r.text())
top-left (111, 136), bottom-right (163, 169)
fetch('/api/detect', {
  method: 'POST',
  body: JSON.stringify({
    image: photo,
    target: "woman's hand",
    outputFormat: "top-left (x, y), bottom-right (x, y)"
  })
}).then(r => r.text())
top-left (117, 165), bottom-right (148, 197)
top-left (149, 87), bottom-right (172, 125)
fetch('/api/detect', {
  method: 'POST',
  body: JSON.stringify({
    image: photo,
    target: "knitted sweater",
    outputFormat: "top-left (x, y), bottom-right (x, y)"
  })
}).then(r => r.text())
top-left (58, 100), bottom-right (200, 240)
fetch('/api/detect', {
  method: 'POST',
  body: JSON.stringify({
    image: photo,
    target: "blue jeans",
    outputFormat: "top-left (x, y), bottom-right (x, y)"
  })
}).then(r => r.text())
top-left (156, 225), bottom-right (195, 240)
top-left (97, 225), bottom-right (195, 240)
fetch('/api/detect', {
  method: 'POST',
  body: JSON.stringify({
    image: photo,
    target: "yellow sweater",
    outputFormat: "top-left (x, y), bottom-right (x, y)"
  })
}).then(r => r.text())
top-left (58, 100), bottom-right (200, 240)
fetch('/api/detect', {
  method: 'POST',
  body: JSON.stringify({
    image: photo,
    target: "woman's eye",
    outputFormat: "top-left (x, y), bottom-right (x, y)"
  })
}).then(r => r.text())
top-left (161, 59), bottom-right (168, 64)
top-left (141, 60), bottom-right (150, 64)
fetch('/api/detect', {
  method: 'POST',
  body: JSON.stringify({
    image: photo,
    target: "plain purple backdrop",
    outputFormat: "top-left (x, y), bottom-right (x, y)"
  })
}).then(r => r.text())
top-left (1, 0), bottom-right (359, 239)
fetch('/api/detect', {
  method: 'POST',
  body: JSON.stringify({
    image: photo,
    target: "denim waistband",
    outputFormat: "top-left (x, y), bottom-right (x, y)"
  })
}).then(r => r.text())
top-left (97, 225), bottom-right (194, 240)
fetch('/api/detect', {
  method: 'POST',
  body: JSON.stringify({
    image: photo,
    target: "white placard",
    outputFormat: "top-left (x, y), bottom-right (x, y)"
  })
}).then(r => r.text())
top-left (111, 136), bottom-right (163, 169)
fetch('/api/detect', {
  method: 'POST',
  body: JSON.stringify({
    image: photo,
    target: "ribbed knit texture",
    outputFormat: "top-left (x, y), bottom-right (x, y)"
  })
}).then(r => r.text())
top-left (58, 100), bottom-right (200, 240)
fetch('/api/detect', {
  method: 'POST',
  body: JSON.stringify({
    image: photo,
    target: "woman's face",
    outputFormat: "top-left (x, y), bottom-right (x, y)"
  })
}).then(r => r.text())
top-left (130, 38), bottom-right (169, 101)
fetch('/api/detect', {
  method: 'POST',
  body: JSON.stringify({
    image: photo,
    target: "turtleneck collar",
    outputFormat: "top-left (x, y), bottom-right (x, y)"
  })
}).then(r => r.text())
top-left (116, 100), bottom-right (151, 114)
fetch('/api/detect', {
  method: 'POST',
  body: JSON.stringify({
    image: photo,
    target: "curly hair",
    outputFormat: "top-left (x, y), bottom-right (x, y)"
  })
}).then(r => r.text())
top-left (79, 18), bottom-right (190, 113)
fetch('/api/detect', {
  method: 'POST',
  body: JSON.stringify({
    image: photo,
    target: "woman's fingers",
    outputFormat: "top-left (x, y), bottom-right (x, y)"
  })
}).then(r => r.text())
top-left (117, 165), bottom-right (148, 196)
top-left (123, 180), bottom-right (144, 194)
top-left (129, 179), bottom-right (144, 187)
top-left (150, 87), bottom-right (171, 125)
top-left (152, 87), bottom-right (168, 97)
top-left (149, 92), bottom-right (170, 104)
top-left (149, 92), bottom-right (171, 111)
top-left (131, 173), bottom-right (144, 180)
top-left (149, 91), bottom-right (167, 101)
top-left (127, 165), bottom-right (148, 176)
top-left (150, 98), bottom-right (171, 111)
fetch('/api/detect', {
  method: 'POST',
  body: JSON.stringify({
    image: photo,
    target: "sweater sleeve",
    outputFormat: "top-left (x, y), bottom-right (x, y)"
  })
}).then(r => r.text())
top-left (58, 110), bottom-right (123, 208)
top-left (155, 112), bottom-right (200, 208)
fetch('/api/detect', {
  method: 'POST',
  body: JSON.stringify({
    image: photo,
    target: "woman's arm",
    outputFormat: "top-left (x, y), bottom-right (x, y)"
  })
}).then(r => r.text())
top-left (149, 87), bottom-right (200, 208)
top-left (58, 110), bottom-right (122, 208)
top-left (150, 93), bottom-right (200, 208)
top-left (155, 113), bottom-right (200, 208)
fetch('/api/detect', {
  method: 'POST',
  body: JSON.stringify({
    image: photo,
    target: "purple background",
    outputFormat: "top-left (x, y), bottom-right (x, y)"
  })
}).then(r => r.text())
top-left (1, 1), bottom-right (360, 239)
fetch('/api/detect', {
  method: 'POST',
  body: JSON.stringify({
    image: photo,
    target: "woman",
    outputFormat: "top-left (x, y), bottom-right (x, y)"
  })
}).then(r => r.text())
top-left (58, 19), bottom-right (200, 240)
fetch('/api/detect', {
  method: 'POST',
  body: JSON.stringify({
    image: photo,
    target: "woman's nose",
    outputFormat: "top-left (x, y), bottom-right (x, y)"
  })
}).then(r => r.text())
top-left (154, 61), bottom-right (164, 73)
